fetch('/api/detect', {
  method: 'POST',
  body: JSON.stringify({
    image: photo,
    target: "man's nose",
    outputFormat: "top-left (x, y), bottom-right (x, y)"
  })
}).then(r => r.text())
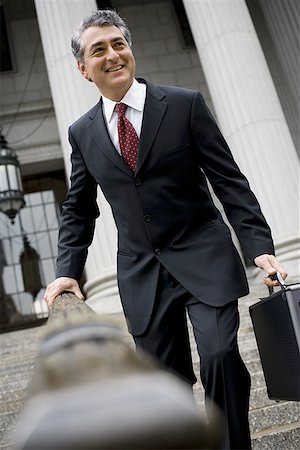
top-left (106, 46), bottom-right (119, 61)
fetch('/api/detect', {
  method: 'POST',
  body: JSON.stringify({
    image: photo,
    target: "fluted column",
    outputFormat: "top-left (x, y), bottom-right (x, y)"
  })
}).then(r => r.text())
top-left (34, 0), bottom-right (121, 312)
top-left (183, 0), bottom-right (299, 278)
top-left (258, 0), bottom-right (300, 153)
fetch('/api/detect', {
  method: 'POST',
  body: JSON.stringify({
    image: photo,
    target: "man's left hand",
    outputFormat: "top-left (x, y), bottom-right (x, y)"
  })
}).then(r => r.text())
top-left (254, 254), bottom-right (288, 287)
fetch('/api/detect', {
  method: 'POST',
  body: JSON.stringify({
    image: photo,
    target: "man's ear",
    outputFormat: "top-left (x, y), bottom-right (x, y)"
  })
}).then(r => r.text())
top-left (77, 60), bottom-right (92, 82)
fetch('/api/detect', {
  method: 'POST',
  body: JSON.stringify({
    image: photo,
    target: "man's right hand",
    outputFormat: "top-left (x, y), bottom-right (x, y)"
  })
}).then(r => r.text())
top-left (44, 277), bottom-right (84, 308)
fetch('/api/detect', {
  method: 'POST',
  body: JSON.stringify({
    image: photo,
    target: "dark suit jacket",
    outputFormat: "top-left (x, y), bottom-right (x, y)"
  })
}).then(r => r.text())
top-left (56, 79), bottom-right (274, 335)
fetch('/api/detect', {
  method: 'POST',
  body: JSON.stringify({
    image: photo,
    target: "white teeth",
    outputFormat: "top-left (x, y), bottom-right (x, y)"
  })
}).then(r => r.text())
top-left (107, 65), bottom-right (123, 72)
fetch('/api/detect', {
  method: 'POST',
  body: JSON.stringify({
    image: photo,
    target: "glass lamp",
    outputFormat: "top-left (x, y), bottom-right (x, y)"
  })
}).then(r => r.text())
top-left (0, 131), bottom-right (25, 223)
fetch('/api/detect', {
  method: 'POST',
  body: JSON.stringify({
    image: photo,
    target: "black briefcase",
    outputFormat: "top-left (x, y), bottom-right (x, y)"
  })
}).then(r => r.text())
top-left (249, 274), bottom-right (300, 401)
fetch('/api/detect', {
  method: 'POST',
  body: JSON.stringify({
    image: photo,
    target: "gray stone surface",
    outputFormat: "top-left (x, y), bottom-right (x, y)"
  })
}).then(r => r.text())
top-left (250, 402), bottom-right (300, 434)
top-left (0, 328), bottom-right (40, 449)
top-left (252, 421), bottom-right (300, 449)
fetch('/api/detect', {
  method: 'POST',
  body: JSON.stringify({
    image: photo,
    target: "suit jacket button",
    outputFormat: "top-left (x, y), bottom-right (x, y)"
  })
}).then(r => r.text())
top-left (135, 178), bottom-right (141, 186)
top-left (154, 249), bottom-right (161, 255)
top-left (144, 215), bottom-right (151, 222)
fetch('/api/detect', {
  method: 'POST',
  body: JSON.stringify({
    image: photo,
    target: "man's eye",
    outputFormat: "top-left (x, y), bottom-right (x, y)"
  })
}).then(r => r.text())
top-left (114, 42), bottom-right (125, 48)
top-left (93, 48), bottom-right (104, 55)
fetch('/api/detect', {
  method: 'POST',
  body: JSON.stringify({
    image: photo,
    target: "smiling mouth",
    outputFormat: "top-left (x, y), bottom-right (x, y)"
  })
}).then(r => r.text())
top-left (106, 64), bottom-right (125, 73)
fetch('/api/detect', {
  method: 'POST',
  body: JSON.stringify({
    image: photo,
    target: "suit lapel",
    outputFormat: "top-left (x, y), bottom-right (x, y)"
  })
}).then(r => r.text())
top-left (136, 82), bottom-right (167, 174)
top-left (87, 81), bottom-right (167, 177)
top-left (87, 100), bottom-right (133, 177)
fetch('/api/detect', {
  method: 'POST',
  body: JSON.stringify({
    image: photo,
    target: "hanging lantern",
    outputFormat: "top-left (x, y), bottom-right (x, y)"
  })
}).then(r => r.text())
top-left (20, 234), bottom-right (44, 300)
top-left (0, 130), bottom-right (25, 223)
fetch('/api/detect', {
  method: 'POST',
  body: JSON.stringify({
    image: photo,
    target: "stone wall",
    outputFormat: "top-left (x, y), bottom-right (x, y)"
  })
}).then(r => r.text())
top-left (119, 1), bottom-right (213, 110)
top-left (0, 0), bottom-right (62, 176)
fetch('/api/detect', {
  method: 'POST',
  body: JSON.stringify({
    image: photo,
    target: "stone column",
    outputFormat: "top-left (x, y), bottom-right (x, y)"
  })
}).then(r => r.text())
top-left (258, 0), bottom-right (300, 153)
top-left (34, 0), bottom-right (121, 312)
top-left (183, 0), bottom-right (299, 278)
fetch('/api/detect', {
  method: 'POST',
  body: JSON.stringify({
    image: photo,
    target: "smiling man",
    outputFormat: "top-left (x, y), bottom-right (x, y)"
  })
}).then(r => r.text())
top-left (78, 24), bottom-right (136, 100)
top-left (44, 9), bottom-right (287, 450)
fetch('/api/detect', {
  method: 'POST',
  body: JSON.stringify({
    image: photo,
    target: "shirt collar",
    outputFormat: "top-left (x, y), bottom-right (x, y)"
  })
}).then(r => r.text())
top-left (102, 79), bottom-right (146, 123)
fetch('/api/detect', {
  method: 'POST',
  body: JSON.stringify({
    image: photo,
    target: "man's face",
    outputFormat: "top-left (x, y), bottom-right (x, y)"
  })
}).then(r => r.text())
top-left (78, 25), bottom-right (136, 101)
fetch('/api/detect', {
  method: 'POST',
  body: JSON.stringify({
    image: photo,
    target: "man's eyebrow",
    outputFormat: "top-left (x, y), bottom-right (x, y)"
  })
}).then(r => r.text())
top-left (89, 37), bottom-right (126, 52)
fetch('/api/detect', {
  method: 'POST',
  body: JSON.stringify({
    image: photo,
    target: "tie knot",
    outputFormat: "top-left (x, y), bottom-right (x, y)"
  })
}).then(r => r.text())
top-left (115, 102), bottom-right (128, 117)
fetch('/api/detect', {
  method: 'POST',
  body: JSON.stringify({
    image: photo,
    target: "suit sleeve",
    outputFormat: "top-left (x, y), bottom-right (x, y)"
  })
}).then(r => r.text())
top-left (56, 127), bottom-right (100, 280)
top-left (190, 92), bottom-right (275, 262)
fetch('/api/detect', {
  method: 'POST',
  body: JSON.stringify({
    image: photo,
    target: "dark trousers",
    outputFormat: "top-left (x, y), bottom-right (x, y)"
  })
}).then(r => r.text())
top-left (134, 266), bottom-right (251, 450)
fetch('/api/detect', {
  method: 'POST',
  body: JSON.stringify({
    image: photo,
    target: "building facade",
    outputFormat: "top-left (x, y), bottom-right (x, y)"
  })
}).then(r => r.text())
top-left (0, 0), bottom-right (299, 318)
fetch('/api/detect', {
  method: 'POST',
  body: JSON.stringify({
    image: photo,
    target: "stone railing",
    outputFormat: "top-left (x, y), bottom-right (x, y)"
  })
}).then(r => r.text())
top-left (15, 293), bottom-right (224, 449)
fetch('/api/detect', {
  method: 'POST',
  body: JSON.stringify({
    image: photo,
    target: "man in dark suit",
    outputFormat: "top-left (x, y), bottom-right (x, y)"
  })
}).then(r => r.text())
top-left (45, 9), bottom-right (287, 449)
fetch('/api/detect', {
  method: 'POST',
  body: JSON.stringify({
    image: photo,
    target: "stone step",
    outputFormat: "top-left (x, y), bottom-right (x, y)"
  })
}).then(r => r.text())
top-left (238, 324), bottom-right (255, 336)
top-left (0, 396), bottom-right (28, 416)
top-left (0, 387), bottom-right (28, 404)
top-left (0, 414), bottom-right (18, 437)
top-left (1, 335), bottom-right (39, 352)
top-left (0, 378), bottom-right (33, 395)
top-left (191, 360), bottom-right (267, 392)
top-left (0, 328), bottom-right (37, 449)
top-left (249, 401), bottom-right (300, 435)
top-left (244, 356), bottom-right (263, 374)
top-left (192, 384), bottom-right (206, 418)
top-left (250, 370), bottom-right (271, 391)
top-left (250, 386), bottom-right (277, 410)
top-left (0, 444), bottom-right (14, 450)
top-left (0, 391), bottom-right (28, 439)
top-left (1, 340), bottom-right (39, 352)
top-left (192, 383), bottom-right (300, 438)
top-left (0, 427), bottom-right (16, 450)
top-left (240, 310), bottom-right (255, 321)
top-left (0, 363), bottom-right (35, 379)
top-left (193, 380), bottom-right (279, 412)
top-left (239, 337), bottom-right (259, 352)
top-left (240, 348), bottom-right (260, 365)
top-left (0, 351), bottom-right (39, 368)
top-left (252, 420), bottom-right (300, 449)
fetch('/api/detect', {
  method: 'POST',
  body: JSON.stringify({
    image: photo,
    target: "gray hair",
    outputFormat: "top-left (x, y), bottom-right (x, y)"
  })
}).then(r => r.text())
top-left (71, 9), bottom-right (132, 63)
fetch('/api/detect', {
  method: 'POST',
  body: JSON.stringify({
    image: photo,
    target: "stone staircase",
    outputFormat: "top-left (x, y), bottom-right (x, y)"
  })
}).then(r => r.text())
top-left (191, 282), bottom-right (300, 449)
top-left (240, 285), bottom-right (300, 448)
top-left (0, 283), bottom-right (299, 449)
top-left (0, 327), bottom-right (40, 450)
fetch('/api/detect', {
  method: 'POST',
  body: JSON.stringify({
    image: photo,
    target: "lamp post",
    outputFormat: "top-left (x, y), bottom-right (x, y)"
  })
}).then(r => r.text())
top-left (20, 233), bottom-right (44, 300)
top-left (0, 128), bottom-right (25, 223)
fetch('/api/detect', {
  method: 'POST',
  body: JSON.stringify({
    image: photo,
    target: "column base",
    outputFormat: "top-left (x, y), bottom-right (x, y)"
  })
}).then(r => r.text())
top-left (84, 267), bottom-right (124, 315)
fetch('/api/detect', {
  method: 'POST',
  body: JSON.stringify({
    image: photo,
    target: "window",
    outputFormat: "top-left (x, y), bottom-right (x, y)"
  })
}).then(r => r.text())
top-left (0, 5), bottom-right (13, 72)
top-left (0, 171), bottom-right (66, 332)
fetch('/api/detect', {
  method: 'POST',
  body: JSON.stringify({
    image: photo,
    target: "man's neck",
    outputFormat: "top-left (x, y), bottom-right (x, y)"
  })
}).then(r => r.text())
top-left (101, 80), bottom-right (135, 102)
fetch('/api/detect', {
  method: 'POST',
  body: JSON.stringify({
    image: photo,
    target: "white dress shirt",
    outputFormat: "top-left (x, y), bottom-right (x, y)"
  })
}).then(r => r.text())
top-left (101, 79), bottom-right (147, 155)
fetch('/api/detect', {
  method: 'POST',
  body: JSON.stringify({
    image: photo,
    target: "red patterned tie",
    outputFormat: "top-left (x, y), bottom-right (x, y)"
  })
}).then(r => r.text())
top-left (116, 103), bottom-right (139, 171)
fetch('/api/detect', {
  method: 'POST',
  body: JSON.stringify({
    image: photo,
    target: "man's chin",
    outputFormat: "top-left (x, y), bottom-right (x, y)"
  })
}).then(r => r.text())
top-left (110, 76), bottom-right (134, 90)
top-left (100, 78), bottom-right (134, 100)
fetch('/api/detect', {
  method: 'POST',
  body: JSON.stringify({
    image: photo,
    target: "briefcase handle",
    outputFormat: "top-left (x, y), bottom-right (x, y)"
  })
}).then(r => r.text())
top-left (268, 272), bottom-right (286, 295)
